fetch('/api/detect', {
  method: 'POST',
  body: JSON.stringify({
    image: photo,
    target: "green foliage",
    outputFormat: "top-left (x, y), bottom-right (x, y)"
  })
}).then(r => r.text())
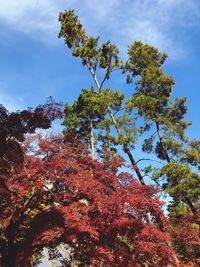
top-left (124, 41), bottom-right (167, 78)
top-left (152, 162), bottom-right (200, 204)
top-left (167, 199), bottom-right (189, 218)
top-left (142, 137), bottom-right (154, 153)
top-left (58, 10), bottom-right (87, 49)
top-left (59, 9), bottom-right (199, 218)
top-left (181, 139), bottom-right (200, 169)
top-left (122, 39), bottom-right (199, 216)
top-left (58, 10), bottom-right (120, 82)
top-left (124, 41), bottom-right (190, 160)
top-left (63, 88), bottom-right (106, 139)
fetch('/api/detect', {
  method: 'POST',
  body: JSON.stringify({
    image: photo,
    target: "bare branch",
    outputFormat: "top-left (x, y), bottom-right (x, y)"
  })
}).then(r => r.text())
top-left (136, 158), bottom-right (163, 165)
top-left (85, 61), bottom-right (101, 91)
top-left (113, 107), bottom-right (125, 117)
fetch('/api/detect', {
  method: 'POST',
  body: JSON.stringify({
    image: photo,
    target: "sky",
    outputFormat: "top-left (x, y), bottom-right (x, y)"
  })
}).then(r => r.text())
top-left (0, 0), bottom-right (199, 140)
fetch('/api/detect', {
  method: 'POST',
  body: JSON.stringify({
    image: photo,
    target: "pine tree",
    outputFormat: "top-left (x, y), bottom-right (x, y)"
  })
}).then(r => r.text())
top-left (58, 10), bottom-right (145, 184)
top-left (63, 88), bottom-right (106, 160)
top-left (123, 41), bottom-right (199, 215)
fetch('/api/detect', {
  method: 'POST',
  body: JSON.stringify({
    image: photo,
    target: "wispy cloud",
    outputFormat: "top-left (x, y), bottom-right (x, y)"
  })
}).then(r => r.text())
top-left (0, 0), bottom-right (59, 43)
top-left (0, 0), bottom-right (199, 58)
top-left (0, 83), bottom-right (24, 111)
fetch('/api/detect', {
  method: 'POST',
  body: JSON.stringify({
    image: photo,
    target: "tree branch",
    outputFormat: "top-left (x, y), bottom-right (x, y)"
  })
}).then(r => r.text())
top-left (135, 158), bottom-right (163, 165)
top-left (85, 61), bottom-right (101, 92)
top-left (113, 107), bottom-right (125, 117)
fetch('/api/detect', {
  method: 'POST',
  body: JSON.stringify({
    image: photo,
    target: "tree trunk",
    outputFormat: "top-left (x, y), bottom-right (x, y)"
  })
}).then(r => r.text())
top-left (5, 223), bottom-right (17, 267)
top-left (155, 120), bottom-right (170, 162)
top-left (90, 115), bottom-right (95, 161)
top-left (86, 64), bottom-right (145, 185)
top-left (184, 196), bottom-right (197, 214)
top-left (107, 107), bottom-right (145, 185)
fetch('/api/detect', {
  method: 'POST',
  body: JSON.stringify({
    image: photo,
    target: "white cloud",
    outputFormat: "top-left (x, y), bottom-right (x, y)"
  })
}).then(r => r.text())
top-left (0, 0), bottom-right (199, 58)
top-left (0, 0), bottom-right (58, 42)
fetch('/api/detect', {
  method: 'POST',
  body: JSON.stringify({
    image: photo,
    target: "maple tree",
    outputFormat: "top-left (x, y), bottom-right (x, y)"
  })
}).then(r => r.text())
top-left (0, 98), bottom-right (62, 175)
top-left (169, 214), bottom-right (200, 265)
top-left (0, 131), bottom-right (177, 266)
top-left (0, 99), bottom-right (63, 266)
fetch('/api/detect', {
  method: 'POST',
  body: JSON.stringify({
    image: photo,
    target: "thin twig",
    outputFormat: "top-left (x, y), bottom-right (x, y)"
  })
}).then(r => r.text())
top-left (136, 158), bottom-right (163, 165)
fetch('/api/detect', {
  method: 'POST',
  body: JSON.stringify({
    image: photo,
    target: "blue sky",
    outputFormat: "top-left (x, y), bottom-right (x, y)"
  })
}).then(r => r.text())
top-left (0, 0), bottom-right (199, 140)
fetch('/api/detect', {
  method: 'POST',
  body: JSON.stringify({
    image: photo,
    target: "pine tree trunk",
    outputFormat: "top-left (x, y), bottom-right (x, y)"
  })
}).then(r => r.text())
top-left (184, 196), bottom-right (197, 214)
top-left (86, 64), bottom-right (145, 185)
top-left (155, 120), bottom-right (170, 162)
top-left (90, 115), bottom-right (95, 161)
top-left (107, 107), bottom-right (145, 185)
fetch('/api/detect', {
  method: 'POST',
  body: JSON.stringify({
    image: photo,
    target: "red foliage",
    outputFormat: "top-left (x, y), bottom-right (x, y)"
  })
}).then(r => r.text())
top-left (169, 214), bottom-right (200, 265)
top-left (0, 133), bottom-right (176, 266)
top-left (0, 99), bottom-right (63, 176)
